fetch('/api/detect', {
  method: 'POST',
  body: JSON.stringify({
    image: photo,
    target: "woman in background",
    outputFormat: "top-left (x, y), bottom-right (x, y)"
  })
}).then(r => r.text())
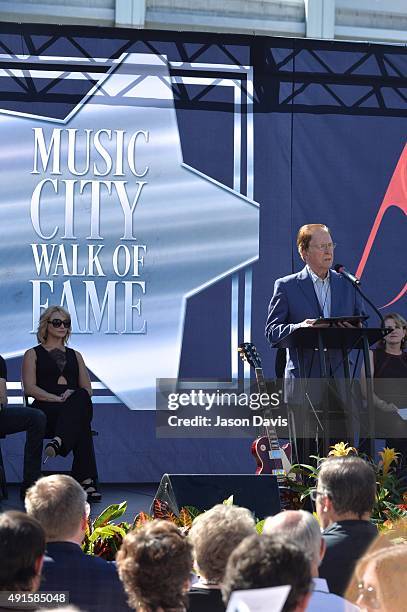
top-left (361, 312), bottom-right (407, 455)
top-left (22, 305), bottom-right (100, 502)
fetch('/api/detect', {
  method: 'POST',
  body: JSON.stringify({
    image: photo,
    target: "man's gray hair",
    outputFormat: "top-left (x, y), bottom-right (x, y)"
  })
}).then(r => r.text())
top-left (25, 474), bottom-right (87, 541)
top-left (188, 504), bottom-right (256, 583)
top-left (263, 510), bottom-right (321, 566)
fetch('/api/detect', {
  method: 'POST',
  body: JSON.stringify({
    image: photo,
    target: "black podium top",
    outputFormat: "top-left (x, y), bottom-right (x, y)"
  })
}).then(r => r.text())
top-left (273, 327), bottom-right (386, 350)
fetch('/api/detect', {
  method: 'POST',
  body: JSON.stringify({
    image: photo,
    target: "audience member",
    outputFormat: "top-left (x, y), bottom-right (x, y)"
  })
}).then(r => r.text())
top-left (116, 520), bottom-right (193, 612)
top-left (351, 544), bottom-right (407, 611)
top-left (187, 504), bottom-right (256, 612)
top-left (0, 354), bottom-right (46, 500)
top-left (221, 534), bottom-right (312, 612)
top-left (0, 511), bottom-right (45, 610)
top-left (22, 305), bottom-right (100, 502)
top-left (37, 608), bottom-right (81, 612)
top-left (263, 510), bottom-right (359, 611)
top-left (25, 474), bottom-right (130, 612)
top-left (361, 312), bottom-right (407, 455)
top-left (315, 456), bottom-right (377, 595)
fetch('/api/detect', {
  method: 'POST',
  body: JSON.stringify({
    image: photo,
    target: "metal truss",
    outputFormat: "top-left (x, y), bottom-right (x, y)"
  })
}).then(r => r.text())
top-left (266, 43), bottom-right (407, 117)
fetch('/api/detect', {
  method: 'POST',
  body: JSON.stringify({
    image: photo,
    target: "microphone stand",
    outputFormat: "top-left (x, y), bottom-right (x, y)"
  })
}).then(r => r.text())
top-left (339, 273), bottom-right (388, 456)
top-left (338, 271), bottom-right (385, 329)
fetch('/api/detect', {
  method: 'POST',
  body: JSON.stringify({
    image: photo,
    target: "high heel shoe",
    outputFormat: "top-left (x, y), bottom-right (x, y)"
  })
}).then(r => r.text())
top-left (43, 438), bottom-right (61, 463)
top-left (81, 478), bottom-right (102, 503)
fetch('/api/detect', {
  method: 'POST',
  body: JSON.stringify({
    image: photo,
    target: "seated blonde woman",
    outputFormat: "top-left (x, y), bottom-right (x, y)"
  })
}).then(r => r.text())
top-left (22, 305), bottom-right (100, 502)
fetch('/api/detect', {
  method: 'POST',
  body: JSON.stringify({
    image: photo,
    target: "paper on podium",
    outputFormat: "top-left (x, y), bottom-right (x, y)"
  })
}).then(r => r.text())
top-left (398, 408), bottom-right (407, 420)
top-left (226, 585), bottom-right (290, 612)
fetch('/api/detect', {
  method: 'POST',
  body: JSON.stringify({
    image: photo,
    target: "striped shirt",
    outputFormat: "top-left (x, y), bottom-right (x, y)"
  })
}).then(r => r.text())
top-left (307, 265), bottom-right (331, 318)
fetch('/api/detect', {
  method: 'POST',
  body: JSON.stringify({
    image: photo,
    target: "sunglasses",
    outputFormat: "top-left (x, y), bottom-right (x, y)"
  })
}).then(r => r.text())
top-left (48, 318), bottom-right (71, 329)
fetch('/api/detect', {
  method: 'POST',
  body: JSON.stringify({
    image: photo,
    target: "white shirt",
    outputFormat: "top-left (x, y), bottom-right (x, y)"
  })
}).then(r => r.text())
top-left (307, 577), bottom-right (360, 612)
top-left (307, 265), bottom-right (331, 318)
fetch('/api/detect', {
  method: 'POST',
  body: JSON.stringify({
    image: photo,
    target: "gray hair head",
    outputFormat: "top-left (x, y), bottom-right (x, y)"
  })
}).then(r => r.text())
top-left (263, 510), bottom-right (321, 566)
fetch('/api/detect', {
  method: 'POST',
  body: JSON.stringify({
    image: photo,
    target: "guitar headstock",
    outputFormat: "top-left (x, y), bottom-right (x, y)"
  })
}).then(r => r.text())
top-left (238, 342), bottom-right (262, 369)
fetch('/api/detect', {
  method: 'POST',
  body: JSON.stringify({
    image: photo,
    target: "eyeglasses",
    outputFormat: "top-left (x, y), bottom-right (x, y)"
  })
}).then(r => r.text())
top-left (309, 489), bottom-right (330, 502)
top-left (309, 243), bottom-right (337, 251)
top-left (48, 318), bottom-right (71, 329)
top-left (356, 582), bottom-right (380, 609)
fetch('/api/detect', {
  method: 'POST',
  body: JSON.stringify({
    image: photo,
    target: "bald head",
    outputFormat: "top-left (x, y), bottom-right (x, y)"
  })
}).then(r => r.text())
top-left (263, 511), bottom-right (322, 571)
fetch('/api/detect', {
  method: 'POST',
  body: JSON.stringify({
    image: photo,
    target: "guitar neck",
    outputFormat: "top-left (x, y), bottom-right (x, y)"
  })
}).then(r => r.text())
top-left (254, 368), bottom-right (268, 395)
top-left (254, 368), bottom-right (280, 450)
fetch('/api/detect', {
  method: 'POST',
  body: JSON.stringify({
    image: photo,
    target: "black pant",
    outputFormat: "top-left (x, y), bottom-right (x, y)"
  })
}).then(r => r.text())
top-left (33, 388), bottom-right (98, 482)
top-left (0, 406), bottom-right (46, 488)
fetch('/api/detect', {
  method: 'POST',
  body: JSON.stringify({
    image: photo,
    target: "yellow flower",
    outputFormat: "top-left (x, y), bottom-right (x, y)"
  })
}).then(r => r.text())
top-left (328, 442), bottom-right (358, 457)
top-left (378, 447), bottom-right (400, 476)
top-left (379, 519), bottom-right (395, 533)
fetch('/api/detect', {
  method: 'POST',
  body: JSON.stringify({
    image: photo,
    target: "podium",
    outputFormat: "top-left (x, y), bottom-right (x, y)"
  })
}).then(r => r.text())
top-left (273, 326), bottom-right (387, 457)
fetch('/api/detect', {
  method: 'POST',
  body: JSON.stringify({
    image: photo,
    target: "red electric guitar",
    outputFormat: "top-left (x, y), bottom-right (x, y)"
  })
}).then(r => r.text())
top-left (238, 342), bottom-right (291, 481)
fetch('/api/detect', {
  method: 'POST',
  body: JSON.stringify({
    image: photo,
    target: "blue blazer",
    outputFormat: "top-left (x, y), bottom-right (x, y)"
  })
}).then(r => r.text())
top-left (40, 542), bottom-right (131, 612)
top-left (265, 267), bottom-right (365, 388)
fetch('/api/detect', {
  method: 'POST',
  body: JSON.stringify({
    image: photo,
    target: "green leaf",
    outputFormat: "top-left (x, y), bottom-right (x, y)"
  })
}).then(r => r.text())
top-left (255, 520), bottom-right (265, 534)
top-left (92, 502), bottom-right (127, 529)
top-left (89, 524), bottom-right (127, 543)
top-left (183, 506), bottom-right (202, 520)
top-left (223, 495), bottom-right (234, 505)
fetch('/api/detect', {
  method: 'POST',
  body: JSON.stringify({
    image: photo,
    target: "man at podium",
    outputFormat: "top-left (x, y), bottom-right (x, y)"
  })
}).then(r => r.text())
top-left (265, 223), bottom-right (366, 456)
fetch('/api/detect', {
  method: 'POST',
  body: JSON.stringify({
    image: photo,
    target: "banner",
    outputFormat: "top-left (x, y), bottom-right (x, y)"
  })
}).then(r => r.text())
top-left (0, 25), bottom-right (405, 480)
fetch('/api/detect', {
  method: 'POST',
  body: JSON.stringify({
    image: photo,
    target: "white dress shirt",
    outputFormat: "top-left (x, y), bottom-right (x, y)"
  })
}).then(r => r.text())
top-left (307, 266), bottom-right (331, 318)
top-left (307, 577), bottom-right (360, 612)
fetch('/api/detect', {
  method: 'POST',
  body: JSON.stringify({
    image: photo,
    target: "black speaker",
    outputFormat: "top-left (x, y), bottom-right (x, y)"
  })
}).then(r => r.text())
top-left (152, 474), bottom-right (281, 519)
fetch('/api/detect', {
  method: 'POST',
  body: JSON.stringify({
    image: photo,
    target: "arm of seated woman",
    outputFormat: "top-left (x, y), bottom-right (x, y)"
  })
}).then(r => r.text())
top-left (75, 350), bottom-right (93, 397)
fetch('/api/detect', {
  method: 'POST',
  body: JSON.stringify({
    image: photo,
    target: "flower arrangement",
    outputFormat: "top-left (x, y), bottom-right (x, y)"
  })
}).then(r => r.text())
top-left (82, 444), bottom-right (407, 559)
top-left (284, 443), bottom-right (407, 533)
top-left (82, 497), bottom-right (205, 559)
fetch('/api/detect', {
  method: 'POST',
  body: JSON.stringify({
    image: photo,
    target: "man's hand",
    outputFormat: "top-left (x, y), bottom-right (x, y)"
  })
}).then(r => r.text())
top-left (300, 319), bottom-right (317, 327)
top-left (375, 398), bottom-right (399, 413)
top-left (336, 320), bottom-right (362, 328)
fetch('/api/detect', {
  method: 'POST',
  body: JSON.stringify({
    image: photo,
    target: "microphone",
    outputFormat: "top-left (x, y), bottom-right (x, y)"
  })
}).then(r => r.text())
top-left (334, 264), bottom-right (361, 286)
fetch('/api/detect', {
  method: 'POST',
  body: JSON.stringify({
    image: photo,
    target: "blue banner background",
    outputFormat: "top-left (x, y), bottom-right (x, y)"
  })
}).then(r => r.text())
top-left (0, 26), bottom-right (405, 481)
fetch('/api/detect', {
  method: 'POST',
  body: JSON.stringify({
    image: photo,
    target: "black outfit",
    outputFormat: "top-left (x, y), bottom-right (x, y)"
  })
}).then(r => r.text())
top-left (0, 355), bottom-right (46, 492)
top-left (319, 520), bottom-right (377, 595)
top-left (373, 348), bottom-right (407, 446)
top-left (32, 345), bottom-right (97, 482)
top-left (188, 587), bottom-right (225, 612)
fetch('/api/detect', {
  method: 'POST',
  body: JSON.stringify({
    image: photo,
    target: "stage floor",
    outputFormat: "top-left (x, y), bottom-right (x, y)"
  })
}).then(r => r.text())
top-left (0, 483), bottom-right (159, 520)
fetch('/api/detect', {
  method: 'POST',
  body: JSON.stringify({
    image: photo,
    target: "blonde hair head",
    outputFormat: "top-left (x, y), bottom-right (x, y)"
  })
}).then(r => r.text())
top-left (36, 305), bottom-right (71, 344)
top-left (383, 312), bottom-right (407, 349)
top-left (25, 475), bottom-right (86, 541)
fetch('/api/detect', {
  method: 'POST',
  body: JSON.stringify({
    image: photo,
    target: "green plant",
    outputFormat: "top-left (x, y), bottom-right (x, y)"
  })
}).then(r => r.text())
top-left (81, 446), bottom-right (407, 560)
top-left (83, 501), bottom-right (130, 560)
top-left (283, 443), bottom-right (407, 535)
top-left (83, 499), bottom-right (204, 560)
top-left (366, 447), bottom-right (407, 528)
